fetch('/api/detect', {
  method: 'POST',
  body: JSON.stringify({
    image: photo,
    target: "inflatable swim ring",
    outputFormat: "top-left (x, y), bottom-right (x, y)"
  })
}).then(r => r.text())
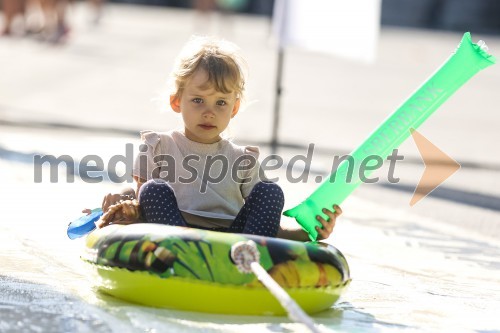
top-left (82, 224), bottom-right (350, 315)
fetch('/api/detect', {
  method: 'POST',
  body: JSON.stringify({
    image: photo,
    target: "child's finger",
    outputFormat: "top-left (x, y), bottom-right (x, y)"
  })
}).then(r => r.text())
top-left (333, 204), bottom-right (342, 216)
top-left (102, 193), bottom-right (121, 212)
top-left (316, 226), bottom-right (329, 240)
top-left (102, 193), bottom-right (110, 212)
top-left (95, 218), bottom-right (107, 229)
top-left (112, 219), bottom-right (135, 226)
top-left (322, 208), bottom-right (337, 227)
top-left (315, 220), bottom-right (331, 240)
top-left (323, 208), bottom-right (333, 219)
top-left (315, 215), bottom-right (330, 238)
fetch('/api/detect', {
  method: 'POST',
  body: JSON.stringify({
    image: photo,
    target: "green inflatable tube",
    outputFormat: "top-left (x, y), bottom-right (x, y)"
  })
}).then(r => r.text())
top-left (284, 32), bottom-right (496, 241)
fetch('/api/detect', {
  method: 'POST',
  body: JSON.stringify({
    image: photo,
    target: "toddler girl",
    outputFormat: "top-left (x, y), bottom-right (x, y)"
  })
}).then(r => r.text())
top-left (96, 37), bottom-right (340, 241)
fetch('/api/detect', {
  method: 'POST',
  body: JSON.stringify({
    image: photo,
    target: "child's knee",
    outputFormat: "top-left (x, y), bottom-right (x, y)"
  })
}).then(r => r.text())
top-left (139, 179), bottom-right (175, 201)
top-left (252, 181), bottom-right (284, 198)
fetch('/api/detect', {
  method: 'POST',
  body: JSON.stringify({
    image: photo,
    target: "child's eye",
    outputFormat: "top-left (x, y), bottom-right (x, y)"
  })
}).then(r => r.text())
top-left (192, 98), bottom-right (203, 104)
top-left (216, 100), bottom-right (227, 106)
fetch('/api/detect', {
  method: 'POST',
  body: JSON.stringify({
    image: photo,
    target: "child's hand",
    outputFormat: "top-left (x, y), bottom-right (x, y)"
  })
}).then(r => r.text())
top-left (102, 193), bottom-right (135, 212)
top-left (315, 204), bottom-right (342, 240)
top-left (96, 200), bottom-right (141, 229)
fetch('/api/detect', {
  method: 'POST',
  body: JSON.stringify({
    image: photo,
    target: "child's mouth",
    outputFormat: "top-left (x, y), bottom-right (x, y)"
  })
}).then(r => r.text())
top-left (199, 124), bottom-right (216, 130)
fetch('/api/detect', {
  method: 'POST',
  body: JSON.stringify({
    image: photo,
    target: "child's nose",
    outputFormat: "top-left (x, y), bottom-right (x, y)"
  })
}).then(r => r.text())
top-left (202, 109), bottom-right (215, 118)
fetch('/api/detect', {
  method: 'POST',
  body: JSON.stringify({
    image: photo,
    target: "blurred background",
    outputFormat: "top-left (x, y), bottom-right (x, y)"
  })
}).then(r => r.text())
top-left (110, 0), bottom-right (500, 33)
top-left (0, 0), bottom-right (500, 228)
top-left (90, 0), bottom-right (500, 35)
top-left (1, 0), bottom-right (499, 229)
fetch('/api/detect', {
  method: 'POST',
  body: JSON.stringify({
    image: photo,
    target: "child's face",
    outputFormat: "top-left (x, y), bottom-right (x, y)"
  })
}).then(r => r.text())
top-left (170, 69), bottom-right (240, 144)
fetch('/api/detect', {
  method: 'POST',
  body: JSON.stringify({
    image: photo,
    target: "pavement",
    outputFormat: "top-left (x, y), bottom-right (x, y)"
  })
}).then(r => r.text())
top-left (1, 3), bottom-right (500, 332)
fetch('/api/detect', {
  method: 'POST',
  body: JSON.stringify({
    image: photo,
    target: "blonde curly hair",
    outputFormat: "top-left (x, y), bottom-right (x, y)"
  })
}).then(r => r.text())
top-left (170, 36), bottom-right (247, 101)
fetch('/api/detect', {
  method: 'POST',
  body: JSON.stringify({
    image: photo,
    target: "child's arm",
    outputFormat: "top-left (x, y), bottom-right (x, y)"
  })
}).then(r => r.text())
top-left (277, 205), bottom-right (342, 241)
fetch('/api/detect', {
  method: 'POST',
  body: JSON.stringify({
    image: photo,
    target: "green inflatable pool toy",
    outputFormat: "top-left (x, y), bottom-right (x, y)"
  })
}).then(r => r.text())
top-left (285, 32), bottom-right (496, 240)
top-left (82, 224), bottom-right (350, 315)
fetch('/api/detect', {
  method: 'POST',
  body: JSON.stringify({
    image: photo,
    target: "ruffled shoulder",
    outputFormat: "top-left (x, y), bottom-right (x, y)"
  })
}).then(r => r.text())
top-left (244, 145), bottom-right (260, 158)
top-left (140, 130), bottom-right (161, 146)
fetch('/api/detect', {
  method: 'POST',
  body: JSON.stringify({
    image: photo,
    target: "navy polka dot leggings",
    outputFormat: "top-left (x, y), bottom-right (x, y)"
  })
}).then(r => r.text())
top-left (138, 179), bottom-right (284, 237)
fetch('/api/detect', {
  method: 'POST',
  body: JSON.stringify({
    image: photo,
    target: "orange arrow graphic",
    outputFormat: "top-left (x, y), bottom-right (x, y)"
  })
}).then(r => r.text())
top-left (410, 129), bottom-right (461, 206)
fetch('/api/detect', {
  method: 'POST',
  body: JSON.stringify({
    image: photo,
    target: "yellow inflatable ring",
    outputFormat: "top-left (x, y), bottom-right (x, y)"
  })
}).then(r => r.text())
top-left (82, 224), bottom-right (350, 316)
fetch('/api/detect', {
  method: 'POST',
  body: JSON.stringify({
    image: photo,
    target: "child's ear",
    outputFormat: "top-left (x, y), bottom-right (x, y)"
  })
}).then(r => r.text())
top-left (231, 99), bottom-right (241, 118)
top-left (170, 95), bottom-right (181, 113)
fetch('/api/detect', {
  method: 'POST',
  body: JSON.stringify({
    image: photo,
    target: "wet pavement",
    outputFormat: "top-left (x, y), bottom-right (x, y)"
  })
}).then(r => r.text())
top-left (1, 123), bottom-right (499, 332)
